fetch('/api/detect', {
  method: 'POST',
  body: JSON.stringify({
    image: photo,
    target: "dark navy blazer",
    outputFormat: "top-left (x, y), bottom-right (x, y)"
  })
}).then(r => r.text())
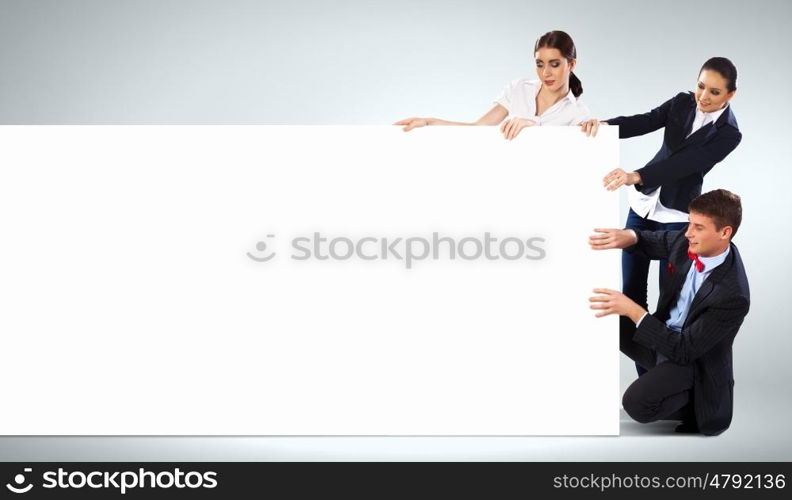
top-left (606, 92), bottom-right (742, 213)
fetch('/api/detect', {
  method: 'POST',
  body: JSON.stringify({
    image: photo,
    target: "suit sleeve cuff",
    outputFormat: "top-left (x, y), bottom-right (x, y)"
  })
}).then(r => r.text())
top-left (633, 314), bottom-right (669, 353)
top-left (624, 229), bottom-right (640, 254)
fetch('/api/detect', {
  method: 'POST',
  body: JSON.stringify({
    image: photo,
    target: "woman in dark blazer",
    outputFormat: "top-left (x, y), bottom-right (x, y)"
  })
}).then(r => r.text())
top-left (580, 57), bottom-right (742, 375)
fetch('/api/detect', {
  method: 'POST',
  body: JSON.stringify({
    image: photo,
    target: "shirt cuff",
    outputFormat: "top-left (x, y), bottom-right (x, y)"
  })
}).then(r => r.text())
top-left (635, 312), bottom-right (648, 327)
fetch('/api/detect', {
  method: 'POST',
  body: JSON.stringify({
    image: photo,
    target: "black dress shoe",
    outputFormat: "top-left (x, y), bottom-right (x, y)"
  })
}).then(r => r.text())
top-left (674, 421), bottom-right (699, 434)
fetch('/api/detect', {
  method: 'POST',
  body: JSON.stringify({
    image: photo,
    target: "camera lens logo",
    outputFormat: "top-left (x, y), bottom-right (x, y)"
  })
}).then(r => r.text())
top-left (247, 234), bottom-right (277, 262)
top-left (6, 468), bottom-right (33, 494)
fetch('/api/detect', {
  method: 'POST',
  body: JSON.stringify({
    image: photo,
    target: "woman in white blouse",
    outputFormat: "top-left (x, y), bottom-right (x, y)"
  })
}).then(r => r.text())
top-left (395, 30), bottom-right (591, 139)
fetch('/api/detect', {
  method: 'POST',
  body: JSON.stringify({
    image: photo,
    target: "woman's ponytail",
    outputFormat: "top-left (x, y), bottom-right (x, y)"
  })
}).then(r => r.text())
top-left (569, 71), bottom-right (583, 97)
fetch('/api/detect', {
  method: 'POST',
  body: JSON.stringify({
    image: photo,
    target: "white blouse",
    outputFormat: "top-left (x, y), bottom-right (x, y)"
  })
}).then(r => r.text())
top-left (494, 78), bottom-right (591, 126)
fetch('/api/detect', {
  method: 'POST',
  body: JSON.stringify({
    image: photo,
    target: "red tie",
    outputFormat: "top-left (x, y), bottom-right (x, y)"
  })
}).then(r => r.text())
top-left (688, 250), bottom-right (705, 272)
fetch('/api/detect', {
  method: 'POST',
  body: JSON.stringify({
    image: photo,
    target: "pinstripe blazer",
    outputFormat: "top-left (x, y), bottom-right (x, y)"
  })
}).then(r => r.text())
top-left (627, 229), bottom-right (750, 435)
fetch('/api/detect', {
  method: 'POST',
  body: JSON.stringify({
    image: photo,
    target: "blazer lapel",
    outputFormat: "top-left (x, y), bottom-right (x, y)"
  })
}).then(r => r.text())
top-left (687, 280), bottom-right (715, 319)
top-left (681, 102), bottom-right (697, 138)
top-left (685, 122), bottom-right (715, 145)
top-left (688, 250), bottom-right (734, 314)
top-left (658, 250), bottom-right (692, 316)
top-left (677, 103), bottom-right (733, 152)
top-left (667, 99), bottom-right (697, 151)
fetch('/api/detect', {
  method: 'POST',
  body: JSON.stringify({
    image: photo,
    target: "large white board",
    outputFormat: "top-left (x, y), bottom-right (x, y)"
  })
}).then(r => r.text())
top-left (0, 126), bottom-right (620, 435)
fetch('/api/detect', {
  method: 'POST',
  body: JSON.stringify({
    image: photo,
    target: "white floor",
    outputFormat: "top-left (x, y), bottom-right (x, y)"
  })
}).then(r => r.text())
top-left (1, 379), bottom-right (788, 462)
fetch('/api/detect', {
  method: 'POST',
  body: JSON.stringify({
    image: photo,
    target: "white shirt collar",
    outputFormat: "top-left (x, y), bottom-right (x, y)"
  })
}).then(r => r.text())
top-left (697, 245), bottom-right (730, 273)
top-left (530, 79), bottom-right (576, 103)
top-left (696, 103), bottom-right (728, 127)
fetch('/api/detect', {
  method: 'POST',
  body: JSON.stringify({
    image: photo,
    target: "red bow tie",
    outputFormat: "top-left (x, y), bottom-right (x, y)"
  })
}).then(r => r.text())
top-left (688, 250), bottom-right (705, 272)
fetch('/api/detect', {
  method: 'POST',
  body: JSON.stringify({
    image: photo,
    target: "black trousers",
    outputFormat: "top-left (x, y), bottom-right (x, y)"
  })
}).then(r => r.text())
top-left (620, 321), bottom-right (695, 424)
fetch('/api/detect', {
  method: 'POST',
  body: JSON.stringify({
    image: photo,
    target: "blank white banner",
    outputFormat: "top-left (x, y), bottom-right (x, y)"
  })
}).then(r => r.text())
top-left (0, 126), bottom-right (620, 435)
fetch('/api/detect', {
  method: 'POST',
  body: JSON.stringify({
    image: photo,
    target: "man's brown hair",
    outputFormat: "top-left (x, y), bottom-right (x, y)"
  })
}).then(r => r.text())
top-left (688, 189), bottom-right (742, 238)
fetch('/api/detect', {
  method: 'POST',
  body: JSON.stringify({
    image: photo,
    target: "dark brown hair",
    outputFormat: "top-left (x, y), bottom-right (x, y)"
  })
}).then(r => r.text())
top-left (688, 189), bottom-right (742, 237)
top-left (534, 30), bottom-right (582, 97)
top-left (700, 57), bottom-right (738, 92)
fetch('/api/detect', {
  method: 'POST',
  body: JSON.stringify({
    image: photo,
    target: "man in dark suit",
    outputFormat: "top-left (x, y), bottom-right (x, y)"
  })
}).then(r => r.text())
top-left (581, 57), bottom-right (742, 377)
top-left (589, 189), bottom-right (749, 436)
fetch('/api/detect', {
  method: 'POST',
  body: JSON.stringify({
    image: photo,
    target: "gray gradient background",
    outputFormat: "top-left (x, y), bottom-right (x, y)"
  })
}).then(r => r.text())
top-left (0, 0), bottom-right (790, 461)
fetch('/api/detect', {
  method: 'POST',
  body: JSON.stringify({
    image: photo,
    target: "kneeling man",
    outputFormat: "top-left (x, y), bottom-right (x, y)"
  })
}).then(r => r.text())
top-left (589, 189), bottom-right (749, 435)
